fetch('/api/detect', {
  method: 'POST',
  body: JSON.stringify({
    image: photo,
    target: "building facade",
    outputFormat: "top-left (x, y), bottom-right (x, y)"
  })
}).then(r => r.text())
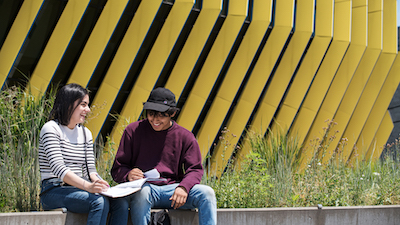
top-left (0, 0), bottom-right (399, 173)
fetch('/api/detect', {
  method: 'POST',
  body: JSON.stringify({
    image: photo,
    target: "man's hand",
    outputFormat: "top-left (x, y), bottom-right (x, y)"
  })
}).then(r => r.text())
top-left (170, 186), bottom-right (188, 209)
top-left (127, 168), bottom-right (144, 181)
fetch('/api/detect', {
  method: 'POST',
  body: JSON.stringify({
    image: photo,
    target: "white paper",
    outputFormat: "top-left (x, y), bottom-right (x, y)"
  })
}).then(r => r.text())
top-left (144, 168), bottom-right (161, 179)
top-left (100, 169), bottom-right (166, 198)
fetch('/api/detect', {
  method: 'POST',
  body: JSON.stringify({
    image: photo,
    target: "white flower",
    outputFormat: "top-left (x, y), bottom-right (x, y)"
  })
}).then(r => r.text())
top-left (317, 162), bottom-right (322, 166)
top-left (360, 178), bottom-right (364, 180)
top-left (373, 172), bottom-right (380, 176)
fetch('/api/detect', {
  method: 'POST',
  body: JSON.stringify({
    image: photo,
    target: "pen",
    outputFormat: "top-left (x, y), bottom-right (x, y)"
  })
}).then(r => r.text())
top-left (96, 174), bottom-right (110, 187)
top-left (96, 174), bottom-right (103, 180)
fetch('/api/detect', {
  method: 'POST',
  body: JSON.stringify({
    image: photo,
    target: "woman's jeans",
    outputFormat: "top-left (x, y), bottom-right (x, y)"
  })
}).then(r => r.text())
top-left (109, 183), bottom-right (217, 225)
top-left (40, 178), bottom-right (109, 225)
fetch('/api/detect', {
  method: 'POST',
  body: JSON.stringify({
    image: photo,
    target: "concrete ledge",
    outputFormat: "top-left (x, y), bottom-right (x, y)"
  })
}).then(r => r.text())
top-left (216, 206), bottom-right (400, 225)
top-left (1, 205), bottom-right (400, 225)
top-left (0, 211), bottom-right (66, 225)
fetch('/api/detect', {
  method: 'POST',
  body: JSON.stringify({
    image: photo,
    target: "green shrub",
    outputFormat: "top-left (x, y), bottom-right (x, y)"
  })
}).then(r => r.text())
top-left (1, 86), bottom-right (400, 211)
top-left (0, 87), bottom-right (54, 212)
top-left (204, 151), bottom-right (272, 208)
top-left (203, 126), bottom-right (400, 208)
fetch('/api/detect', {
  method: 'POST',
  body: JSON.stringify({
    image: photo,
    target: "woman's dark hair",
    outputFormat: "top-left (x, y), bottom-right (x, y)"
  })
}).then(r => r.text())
top-left (49, 83), bottom-right (89, 126)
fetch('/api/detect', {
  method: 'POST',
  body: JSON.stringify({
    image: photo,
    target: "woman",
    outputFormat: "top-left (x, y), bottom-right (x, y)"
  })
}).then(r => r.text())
top-left (38, 83), bottom-right (110, 225)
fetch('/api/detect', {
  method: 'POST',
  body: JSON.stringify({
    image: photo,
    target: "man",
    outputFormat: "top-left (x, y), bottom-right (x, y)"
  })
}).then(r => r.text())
top-left (110, 87), bottom-right (217, 225)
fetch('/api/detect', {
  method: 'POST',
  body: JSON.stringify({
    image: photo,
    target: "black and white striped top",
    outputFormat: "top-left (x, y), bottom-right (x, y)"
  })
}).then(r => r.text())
top-left (39, 120), bottom-right (97, 181)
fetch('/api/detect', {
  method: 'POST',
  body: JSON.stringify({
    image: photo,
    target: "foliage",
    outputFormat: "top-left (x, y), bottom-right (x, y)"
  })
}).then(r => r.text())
top-left (94, 135), bottom-right (118, 187)
top-left (203, 125), bottom-right (400, 208)
top-left (0, 86), bottom-right (54, 212)
top-left (1, 87), bottom-right (400, 212)
top-left (204, 151), bottom-right (272, 208)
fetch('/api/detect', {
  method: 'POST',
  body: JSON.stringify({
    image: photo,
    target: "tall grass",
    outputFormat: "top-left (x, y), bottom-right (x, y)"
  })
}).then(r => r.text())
top-left (247, 128), bottom-right (301, 207)
top-left (1, 86), bottom-right (400, 211)
top-left (204, 126), bottom-right (400, 208)
top-left (0, 87), bottom-right (54, 212)
top-left (0, 86), bottom-right (124, 212)
top-left (94, 135), bottom-right (118, 187)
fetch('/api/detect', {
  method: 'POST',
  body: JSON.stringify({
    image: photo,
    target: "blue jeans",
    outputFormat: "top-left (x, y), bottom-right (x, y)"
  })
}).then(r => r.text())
top-left (40, 179), bottom-right (110, 225)
top-left (109, 183), bottom-right (217, 225)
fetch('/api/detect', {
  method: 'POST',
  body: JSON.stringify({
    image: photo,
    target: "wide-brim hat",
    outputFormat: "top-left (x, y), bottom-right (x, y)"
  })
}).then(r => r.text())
top-left (143, 87), bottom-right (176, 112)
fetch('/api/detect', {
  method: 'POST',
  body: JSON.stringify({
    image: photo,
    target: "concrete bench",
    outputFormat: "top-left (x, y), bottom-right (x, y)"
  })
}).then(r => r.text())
top-left (2, 205), bottom-right (400, 225)
top-left (64, 209), bottom-right (198, 225)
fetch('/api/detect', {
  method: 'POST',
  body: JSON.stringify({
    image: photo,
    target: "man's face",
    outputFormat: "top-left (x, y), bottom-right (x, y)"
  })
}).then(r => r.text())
top-left (146, 110), bottom-right (176, 131)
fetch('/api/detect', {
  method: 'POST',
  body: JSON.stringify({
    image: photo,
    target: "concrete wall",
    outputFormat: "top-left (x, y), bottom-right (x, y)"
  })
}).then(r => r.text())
top-left (2, 206), bottom-right (400, 225)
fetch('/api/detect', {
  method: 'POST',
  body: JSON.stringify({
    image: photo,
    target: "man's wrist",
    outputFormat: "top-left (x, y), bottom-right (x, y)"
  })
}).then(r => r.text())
top-left (177, 186), bottom-right (188, 193)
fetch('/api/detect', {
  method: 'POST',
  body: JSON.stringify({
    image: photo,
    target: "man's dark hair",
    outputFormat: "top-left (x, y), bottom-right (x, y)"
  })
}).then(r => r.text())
top-left (49, 83), bottom-right (89, 126)
top-left (165, 107), bottom-right (180, 117)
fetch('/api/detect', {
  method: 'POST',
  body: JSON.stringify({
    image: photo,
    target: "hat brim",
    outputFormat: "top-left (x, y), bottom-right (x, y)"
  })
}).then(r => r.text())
top-left (143, 102), bottom-right (170, 112)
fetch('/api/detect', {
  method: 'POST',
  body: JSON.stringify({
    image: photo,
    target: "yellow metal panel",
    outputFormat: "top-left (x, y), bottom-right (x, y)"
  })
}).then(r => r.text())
top-left (351, 55), bottom-right (400, 163)
top-left (382, 1), bottom-right (397, 54)
top-left (338, 0), bottom-right (397, 162)
top-left (27, 0), bottom-right (90, 95)
top-left (176, 0), bottom-right (249, 131)
top-left (86, 0), bottom-right (163, 139)
top-left (368, 0), bottom-right (383, 12)
top-left (320, 3), bottom-right (383, 164)
top-left (289, 0), bottom-right (351, 167)
top-left (210, 0), bottom-right (295, 175)
top-left (368, 2), bottom-right (383, 50)
top-left (299, 1), bottom-right (367, 166)
top-left (364, 111), bottom-right (393, 162)
top-left (0, 0), bottom-right (44, 88)
top-left (108, 0), bottom-right (196, 145)
top-left (165, 0), bottom-right (223, 99)
top-left (195, 0), bottom-right (272, 160)
top-left (86, 82), bottom-right (116, 134)
top-left (67, 0), bottom-right (130, 86)
top-left (240, 0), bottom-right (315, 159)
top-left (271, 0), bottom-right (333, 141)
top-left (352, 0), bottom-right (367, 7)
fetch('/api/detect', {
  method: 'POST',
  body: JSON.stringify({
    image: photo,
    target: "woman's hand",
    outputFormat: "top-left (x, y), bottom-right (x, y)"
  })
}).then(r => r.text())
top-left (85, 179), bottom-right (110, 193)
top-left (127, 168), bottom-right (144, 181)
top-left (63, 171), bottom-right (110, 193)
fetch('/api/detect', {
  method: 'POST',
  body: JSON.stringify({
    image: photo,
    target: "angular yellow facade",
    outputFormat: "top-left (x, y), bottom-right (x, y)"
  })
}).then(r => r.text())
top-left (1, 0), bottom-right (398, 173)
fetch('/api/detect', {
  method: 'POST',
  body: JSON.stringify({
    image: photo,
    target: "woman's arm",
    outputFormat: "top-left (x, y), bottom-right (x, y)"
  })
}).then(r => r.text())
top-left (63, 171), bottom-right (109, 193)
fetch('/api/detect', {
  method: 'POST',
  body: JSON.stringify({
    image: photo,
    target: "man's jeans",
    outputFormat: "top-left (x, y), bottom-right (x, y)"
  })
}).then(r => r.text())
top-left (109, 183), bottom-right (217, 225)
top-left (40, 179), bottom-right (109, 225)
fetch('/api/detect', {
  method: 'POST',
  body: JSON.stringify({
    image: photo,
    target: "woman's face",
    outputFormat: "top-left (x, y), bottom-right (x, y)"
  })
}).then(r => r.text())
top-left (68, 94), bottom-right (90, 129)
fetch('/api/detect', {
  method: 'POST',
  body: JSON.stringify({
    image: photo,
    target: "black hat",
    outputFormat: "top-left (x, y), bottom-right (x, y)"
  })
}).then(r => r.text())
top-left (143, 87), bottom-right (176, 112)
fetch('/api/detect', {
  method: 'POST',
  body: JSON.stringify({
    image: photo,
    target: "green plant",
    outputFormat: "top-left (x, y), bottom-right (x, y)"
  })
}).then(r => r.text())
top-left (0, 86), bottom-right (54, 212)
top-left (2, 85), bottom-right (400, 211)
top-left (203, 125), bottom-right (400, 208)
top-left (94, 135), bottom-right (118, 187)
top-left (204, 151), bottom-right (272, 208)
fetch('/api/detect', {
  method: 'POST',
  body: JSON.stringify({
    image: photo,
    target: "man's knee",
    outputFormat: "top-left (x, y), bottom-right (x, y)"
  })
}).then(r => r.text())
top-left (130, 184), bottom-right (152, 208)
top-left (190, 185), bottom-right (216, 206)
top-left (203, 185), bottom-right (215, 198)
top-left (194, 185), bottom-right (215, 198)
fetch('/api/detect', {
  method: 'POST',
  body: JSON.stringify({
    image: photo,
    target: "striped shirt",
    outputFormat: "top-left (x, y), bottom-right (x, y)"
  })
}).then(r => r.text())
top-left (38, 120), bottom-right (97, 181)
